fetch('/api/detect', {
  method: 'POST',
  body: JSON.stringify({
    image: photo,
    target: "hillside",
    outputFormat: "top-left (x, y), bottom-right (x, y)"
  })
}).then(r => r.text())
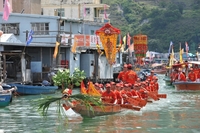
top-left (103, 0), bottom-right (200, 53)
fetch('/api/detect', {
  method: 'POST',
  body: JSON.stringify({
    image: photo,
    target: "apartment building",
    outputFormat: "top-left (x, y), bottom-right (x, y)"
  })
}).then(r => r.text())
top-left (41, 0), bottom-right (109, 23)
top-left (0, 0), bottom-right (41, 14)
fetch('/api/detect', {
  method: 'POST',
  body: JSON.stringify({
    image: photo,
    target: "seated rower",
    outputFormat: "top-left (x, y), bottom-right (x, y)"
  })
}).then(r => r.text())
top-left (101, 83), bottom-right (117, 104)
top-left (114, 83), bottom-right (124, 104)
top-left (196, 69), bottom-right (200, 82)
top-left (173, 68), bottom-right (186, 82)
top-left (187, 68), bottom-right (197, 82)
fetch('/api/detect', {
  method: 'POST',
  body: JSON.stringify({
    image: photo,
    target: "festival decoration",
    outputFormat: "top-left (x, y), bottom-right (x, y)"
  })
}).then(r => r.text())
top-left (95, 23), bottom-right (120, 65)
top-left (133, 34), bottom-right (148, 64)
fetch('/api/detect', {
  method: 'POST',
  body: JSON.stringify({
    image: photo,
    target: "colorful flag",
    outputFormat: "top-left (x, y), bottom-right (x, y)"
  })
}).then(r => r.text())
top-left (80, 81), bottom-right (87, 94)
top-left (2, 0), bottom-right (11, 21)
top-left (87, 82), bottom-right (101, 96)
top-left (185, 42), bottom-right (189, 55)
top-left (26, 30), bottom-right (34, 45)
top-left (104, 4), bottom-right (108, 19)
top-left (169, 46), bottom-right (174, 67)
top-left (123, 35), bottom-right (127, 51)
top-left (71, 37), bottom-right (77, 53)
top-left (53, 41), bottom-right (60, 58)
top-left (179, 43), bottom-right (183, 63)
top-left (127, 32), bottom-right (131, 47)
top-left (168, 41), bottom-right (173, 55)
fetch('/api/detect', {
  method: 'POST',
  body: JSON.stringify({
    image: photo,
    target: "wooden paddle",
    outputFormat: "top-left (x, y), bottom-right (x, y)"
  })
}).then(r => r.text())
top-left (120, 104), bottom-right (141, 111)
top-left (126, 97), bottom-right (140, 106)
top-left (157, 94), bottom-right (167, 98)
top-left (147, 92), bottom-right (159, 101)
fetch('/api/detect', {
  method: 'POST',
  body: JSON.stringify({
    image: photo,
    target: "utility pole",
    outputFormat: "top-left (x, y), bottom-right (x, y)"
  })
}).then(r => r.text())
top-left (56, 0), bottom-right (63, 67)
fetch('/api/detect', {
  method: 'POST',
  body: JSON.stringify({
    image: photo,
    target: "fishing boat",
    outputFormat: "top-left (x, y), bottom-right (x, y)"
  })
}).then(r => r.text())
top-left (0, 91), bottom-right (13, 107)
top-left (71, 104), bottom-right (122, 117)
top-left (173, 82), bottom-right (200, 91)
top-left (8, 82), bottom-right (58, 95)
top-left (0, 86), bottom-right (17, 107)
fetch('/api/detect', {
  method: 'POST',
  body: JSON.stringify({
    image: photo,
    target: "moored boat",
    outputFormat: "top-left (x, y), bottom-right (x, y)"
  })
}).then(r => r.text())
top-left (71, 104), bottom-right (122, 117)
top-left (0, 91), bottom-right (12, 107)
top-left (8, 83), bottom-right (58, 95)
top-left (0, 86), bottom-right (17, 107)
top-left (173, 82), bottom-right (200, 91)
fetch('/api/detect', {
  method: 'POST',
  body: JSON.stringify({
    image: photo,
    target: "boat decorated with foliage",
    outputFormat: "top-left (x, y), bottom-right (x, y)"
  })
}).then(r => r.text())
top-left (71, 104), bottom-right (122, 117)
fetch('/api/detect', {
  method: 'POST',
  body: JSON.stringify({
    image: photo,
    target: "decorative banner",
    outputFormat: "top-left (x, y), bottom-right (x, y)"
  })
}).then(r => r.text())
top-left (74, 34), bottom-right (90, 46)
top-left (71, 37), bottom-right (78, 53)
top-left (95, 23), bottom-right (120, 65)
top-left (133, 34), bottom-right (148, 58)
top-left (53, 41), bottom-right (60, 58)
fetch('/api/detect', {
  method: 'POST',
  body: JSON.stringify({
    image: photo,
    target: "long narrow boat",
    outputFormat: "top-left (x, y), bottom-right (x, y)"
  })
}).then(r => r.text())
top-left (0, 91), bottom-right (13, 107)
top-left (173, 82), bottom-right (200, 91)
top-left (71, 104), bottom-right (122, 117)
top-left (8, 83), bottom-right (58, 95)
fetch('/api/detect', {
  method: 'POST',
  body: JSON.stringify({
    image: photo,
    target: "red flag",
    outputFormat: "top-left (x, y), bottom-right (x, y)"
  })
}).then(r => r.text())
top-left (120, 34), bottom-right (123, 45)
top-left (80, 81), bottom-right (87, 94)
top-left (2, 0), bottom-right (11, 21)
top-left (104, 4), bottom-right (108, 19)
top-left (127, 33), bottom-right (131, 47)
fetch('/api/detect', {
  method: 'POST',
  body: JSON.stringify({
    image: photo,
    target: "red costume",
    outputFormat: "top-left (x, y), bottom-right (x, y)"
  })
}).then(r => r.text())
top-left (188, 71), bottom-right (197, 81)
top-left (178, 72), bottom-right (186, 81)
top-left (101, 91), bottom-right (116, 104)
top-left (125, 70), bottom-right (138, 84)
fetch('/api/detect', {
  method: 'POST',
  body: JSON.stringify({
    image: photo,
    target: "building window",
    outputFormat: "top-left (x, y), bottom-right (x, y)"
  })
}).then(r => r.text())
top-left (91, 30), bottom-right (94, 35)
top-left (0, 23), bottom-right (20, 35)
top-left (86, 8), bottom-right (90, 15)
top-left (55, 8), bottom-right (65, 17)
top-left (31, 23), bottom-right (49, 35)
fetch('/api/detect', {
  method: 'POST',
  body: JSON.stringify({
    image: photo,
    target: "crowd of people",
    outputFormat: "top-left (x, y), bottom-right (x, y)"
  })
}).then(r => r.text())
top-left (82, 64), bottom-right (160, 105)
top-left (170, 64), bottom-right (200, 82)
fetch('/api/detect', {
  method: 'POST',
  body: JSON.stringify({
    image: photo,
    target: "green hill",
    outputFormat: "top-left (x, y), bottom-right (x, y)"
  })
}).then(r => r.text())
top-left (103, 0), bottom-right (200, 53)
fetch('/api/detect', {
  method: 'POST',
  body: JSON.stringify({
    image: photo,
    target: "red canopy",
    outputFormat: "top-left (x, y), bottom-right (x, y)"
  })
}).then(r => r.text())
top-left (95, 23), bottom-right (120, 35)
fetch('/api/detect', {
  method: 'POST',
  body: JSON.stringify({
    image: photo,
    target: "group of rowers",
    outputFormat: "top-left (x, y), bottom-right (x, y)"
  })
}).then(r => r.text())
top-left (170, 64), bottom-right (200, 82)
top-left (83, 64), bottom-right (159, 105)
top-left (62, 64), bottom-right (161, 111)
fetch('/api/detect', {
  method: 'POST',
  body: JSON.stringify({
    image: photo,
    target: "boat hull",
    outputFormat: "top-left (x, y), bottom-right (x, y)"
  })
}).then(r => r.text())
top-left (8, 83), bottom-right (58, 95)
top-left (0, 92), bottom-right (12, 107)
top-left (173, 82), bottom-right (200, 91)
top-left (72, 104), bottom-right (122, 117)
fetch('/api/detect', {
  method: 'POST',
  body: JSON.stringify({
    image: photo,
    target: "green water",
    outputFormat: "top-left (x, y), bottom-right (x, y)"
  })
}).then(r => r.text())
top-left (1, 75), bottom-right (200, 133)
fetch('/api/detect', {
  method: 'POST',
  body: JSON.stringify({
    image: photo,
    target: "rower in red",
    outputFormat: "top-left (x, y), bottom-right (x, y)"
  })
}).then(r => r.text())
top-left (101, 83), bottom-right (117, 104)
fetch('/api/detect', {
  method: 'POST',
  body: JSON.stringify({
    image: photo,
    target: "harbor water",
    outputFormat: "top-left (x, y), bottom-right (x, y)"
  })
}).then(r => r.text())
top-left (1, 74), bottom-right (200, 133)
